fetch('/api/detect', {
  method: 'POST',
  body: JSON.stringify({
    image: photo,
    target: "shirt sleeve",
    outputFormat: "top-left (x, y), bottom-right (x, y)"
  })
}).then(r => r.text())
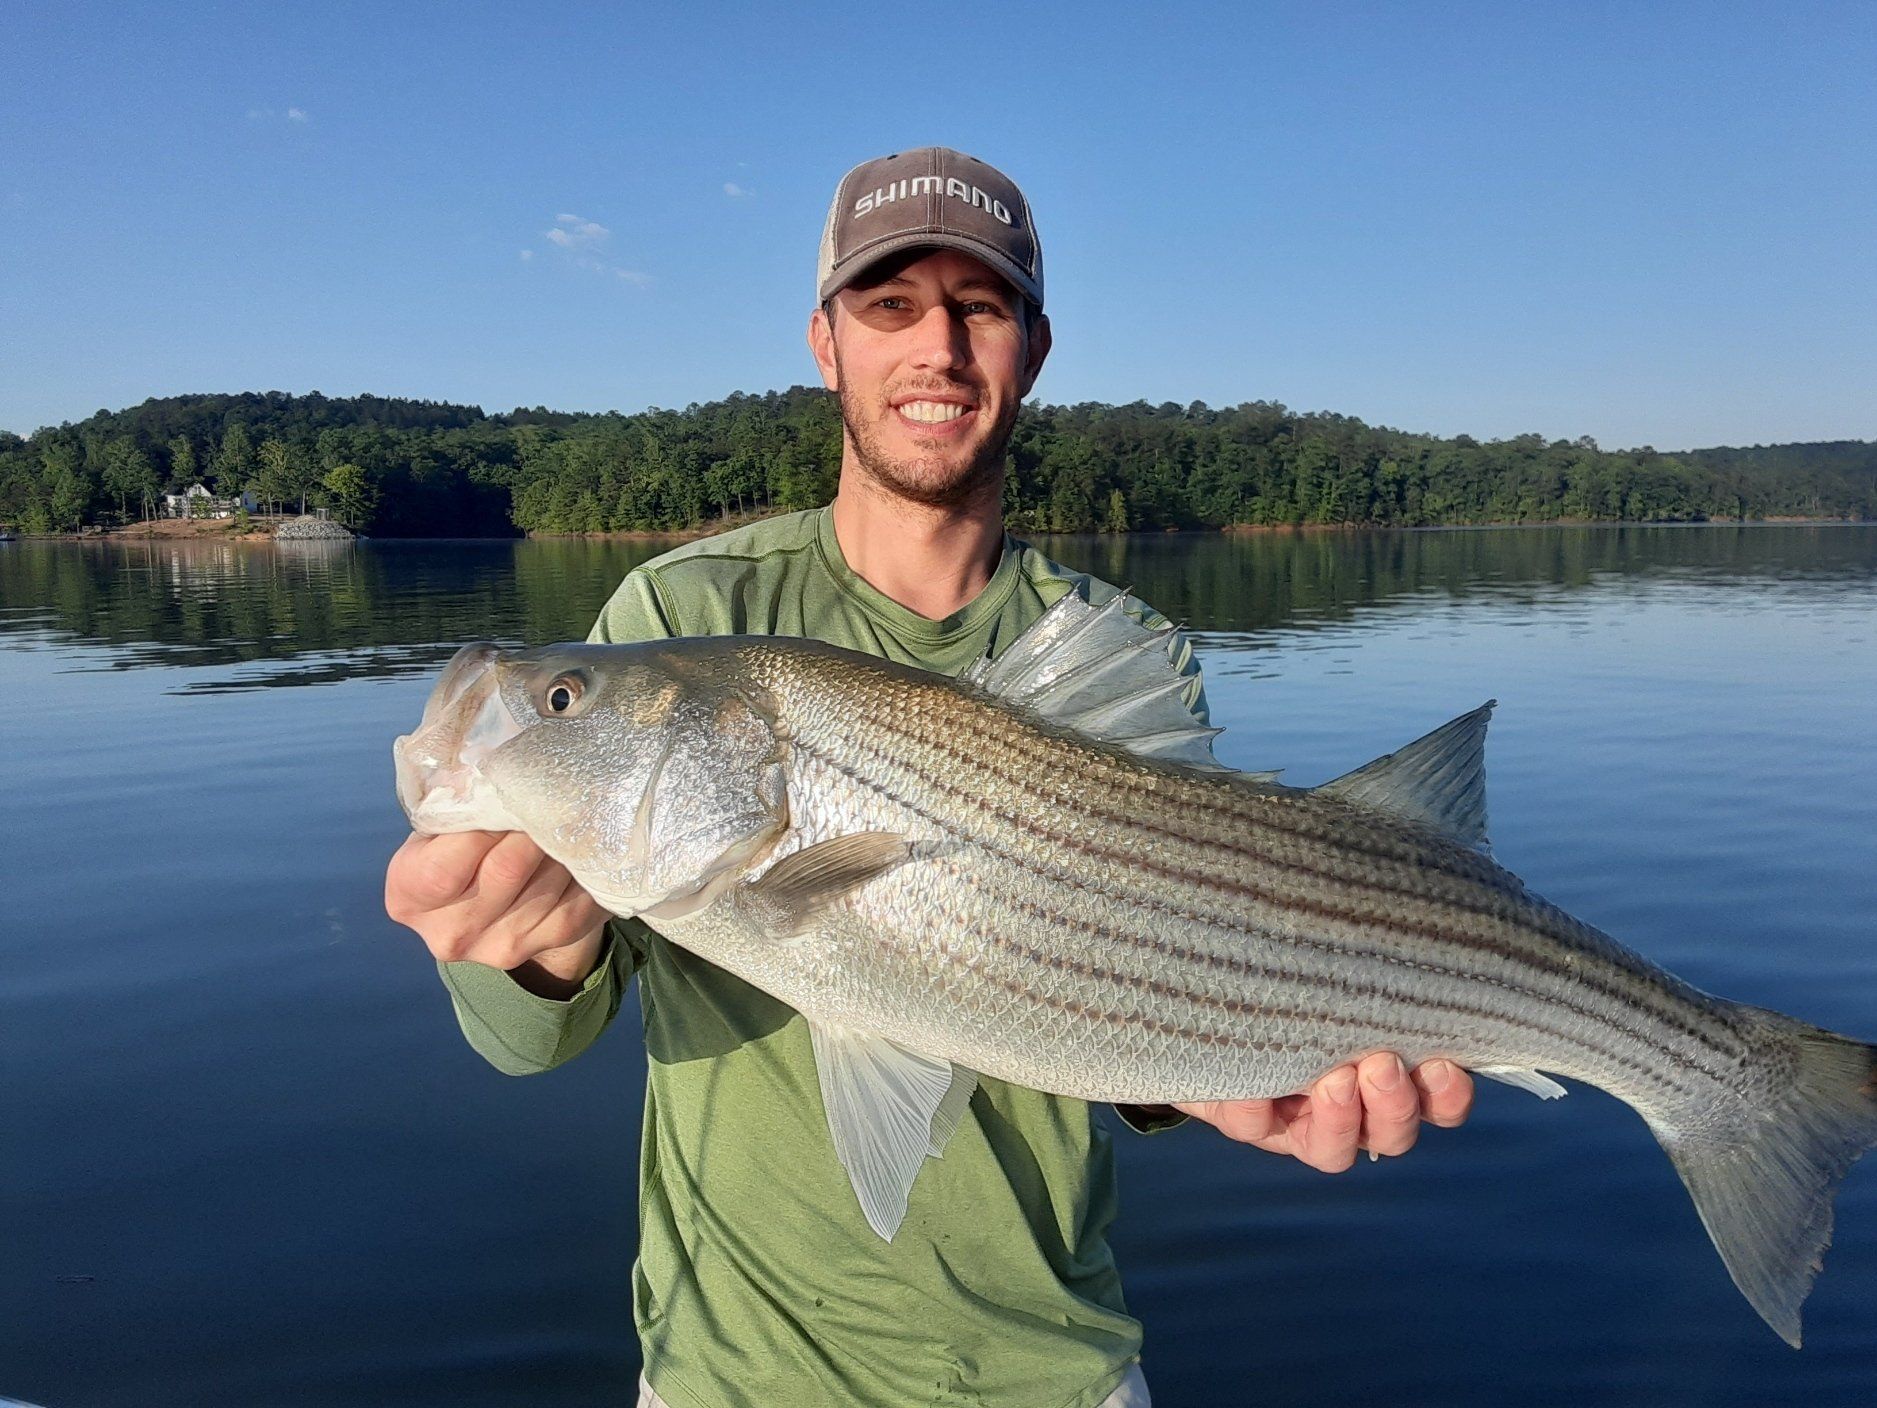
top-left (437, 921), bottom-right (645, 1075)
top-left (589, 567), bottom-right (682, 644)
top-left (434, 568), bottom-right (675, 1075)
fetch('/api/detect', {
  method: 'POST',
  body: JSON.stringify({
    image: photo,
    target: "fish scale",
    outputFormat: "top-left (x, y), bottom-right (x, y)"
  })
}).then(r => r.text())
top-left (396, 588), bottom-right (1877, 1344)
top-left (739, 644), bottom-right (1735, 1113)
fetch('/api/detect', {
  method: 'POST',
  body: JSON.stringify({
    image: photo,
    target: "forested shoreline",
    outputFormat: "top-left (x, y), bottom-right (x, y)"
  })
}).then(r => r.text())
top-left (2, 389), bottom-right (1871, 538)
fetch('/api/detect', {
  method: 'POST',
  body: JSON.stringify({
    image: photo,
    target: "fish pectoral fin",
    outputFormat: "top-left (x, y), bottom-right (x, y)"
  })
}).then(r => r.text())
top-left (1317, 701), bottom-right (1497, 852)
top-left (742, 832), bottom-right (913, 937)
top-left (1474, 1064), bottom-right (1569, 1100)
top-left (807, 1021), bottom-right (978, 1240)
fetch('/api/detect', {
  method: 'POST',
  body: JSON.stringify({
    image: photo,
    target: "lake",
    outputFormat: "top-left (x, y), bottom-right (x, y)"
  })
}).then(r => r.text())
top-left (2, 526), bottom-right (1874, 1407)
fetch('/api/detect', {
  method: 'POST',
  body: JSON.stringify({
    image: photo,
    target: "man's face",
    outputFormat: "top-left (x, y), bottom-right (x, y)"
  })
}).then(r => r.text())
top-left (808, 247), bottom-right (1051, 510)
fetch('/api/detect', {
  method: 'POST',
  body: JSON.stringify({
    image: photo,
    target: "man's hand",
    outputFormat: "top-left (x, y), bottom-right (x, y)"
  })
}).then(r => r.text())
top-left (385, 831), bottom-right (611, 999)
top-left (1174, 1054), bottom-right (1474, 1172)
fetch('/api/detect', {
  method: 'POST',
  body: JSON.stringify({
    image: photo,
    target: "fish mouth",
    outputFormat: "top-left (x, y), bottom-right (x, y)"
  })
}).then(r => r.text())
top-left (395, 643), bottom-right (526, 833)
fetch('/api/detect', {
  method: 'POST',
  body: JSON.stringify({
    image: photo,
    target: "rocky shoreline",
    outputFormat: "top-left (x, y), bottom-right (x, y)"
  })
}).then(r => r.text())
top-left (273, 515), bottom-right (355, 541)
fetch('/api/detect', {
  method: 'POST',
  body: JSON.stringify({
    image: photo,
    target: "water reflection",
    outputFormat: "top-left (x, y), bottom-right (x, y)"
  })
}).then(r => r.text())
top-left (0, 538), bottom-right (667, 687)
top-left (3, 523), bottom-right (1874, 1408)
top-left (1, 526), bottom-right (1872, 692)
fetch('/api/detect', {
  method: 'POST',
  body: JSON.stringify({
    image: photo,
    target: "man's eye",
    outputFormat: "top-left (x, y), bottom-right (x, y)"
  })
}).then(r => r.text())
top-left (963, 302), bottom-right (1006, 318)
top-left (874, 296), bottom-right (910, 311)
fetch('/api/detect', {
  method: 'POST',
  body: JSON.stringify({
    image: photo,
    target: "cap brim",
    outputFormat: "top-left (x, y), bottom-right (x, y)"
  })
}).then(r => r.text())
top-left (819, 231), bottom-right (1043, 310)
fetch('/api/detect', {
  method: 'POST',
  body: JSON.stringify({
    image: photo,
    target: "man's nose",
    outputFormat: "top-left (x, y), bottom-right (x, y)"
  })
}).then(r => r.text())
top-left (904, 303), bottom-right (966, 371)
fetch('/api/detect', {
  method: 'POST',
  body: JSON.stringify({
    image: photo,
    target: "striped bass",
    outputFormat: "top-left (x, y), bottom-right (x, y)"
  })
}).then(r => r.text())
top-left (394, 591), bottom-right (1876, 1347)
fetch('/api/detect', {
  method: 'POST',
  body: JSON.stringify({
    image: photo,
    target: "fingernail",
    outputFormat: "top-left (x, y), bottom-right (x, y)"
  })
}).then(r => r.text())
top-left (1323, 1069), bottom-right (1358, 1106)
top-left (1419, 1060), bottom-right (1453, 1093)
top-left (1368, 1054), bottom-right (1405, 1093)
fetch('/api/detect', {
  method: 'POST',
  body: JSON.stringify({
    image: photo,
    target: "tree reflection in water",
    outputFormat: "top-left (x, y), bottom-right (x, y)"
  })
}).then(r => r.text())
top-left (1, 524), bottom-right (1872, 692)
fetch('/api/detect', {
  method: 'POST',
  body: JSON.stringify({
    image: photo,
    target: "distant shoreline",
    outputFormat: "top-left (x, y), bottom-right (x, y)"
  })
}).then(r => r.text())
top-left (10, 513), bottom-right (1868, 546)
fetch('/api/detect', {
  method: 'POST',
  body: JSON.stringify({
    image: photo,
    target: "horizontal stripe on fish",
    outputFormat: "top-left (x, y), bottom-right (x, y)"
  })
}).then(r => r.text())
top-left (776, 669), bottom-right (1723, 1013)
top-left (785, 724), bottom-right (1746, 1091)
top-left (921, 862), bottom-right (1720, 1101)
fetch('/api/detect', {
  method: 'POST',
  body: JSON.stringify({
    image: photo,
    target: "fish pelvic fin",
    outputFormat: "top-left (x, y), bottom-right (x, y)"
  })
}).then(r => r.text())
top-left (1652, 1009), bottom-right (1877, 1348)
top-left (807, 1021), bottom-right (978, 1240)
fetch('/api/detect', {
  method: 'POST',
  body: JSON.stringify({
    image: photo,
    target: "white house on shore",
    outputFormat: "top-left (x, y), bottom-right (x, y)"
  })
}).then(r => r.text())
top-left (162, 484), bottom-right (257, 519)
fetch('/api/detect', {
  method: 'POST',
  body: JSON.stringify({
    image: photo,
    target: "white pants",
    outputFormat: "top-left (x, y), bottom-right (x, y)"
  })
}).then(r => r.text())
top-left (637, 1361), bottom-right (1151, 1406)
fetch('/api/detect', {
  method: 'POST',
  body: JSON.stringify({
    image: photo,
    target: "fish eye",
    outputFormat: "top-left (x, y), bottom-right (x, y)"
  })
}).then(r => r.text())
top-left (544, 673), bottom-right (585, 716)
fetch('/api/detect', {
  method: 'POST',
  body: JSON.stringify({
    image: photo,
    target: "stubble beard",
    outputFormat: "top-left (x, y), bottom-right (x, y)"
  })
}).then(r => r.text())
top-left (836, 369), bottom-right (1017, 513)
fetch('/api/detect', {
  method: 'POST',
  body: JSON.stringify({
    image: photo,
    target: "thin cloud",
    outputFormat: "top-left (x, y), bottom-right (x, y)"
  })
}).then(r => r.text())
top-left (545, 214), bottom-right (609, 250)
top-left (286, 107), bottom-right (309, 123)
top-left (246, 106), bottom-right (311, 124)
top-left (519, 249), bottom-right (534, 261)
top-left (535, 213), bottom-right (648, 286)
top-left (724, 182), bottom-right (751, 198)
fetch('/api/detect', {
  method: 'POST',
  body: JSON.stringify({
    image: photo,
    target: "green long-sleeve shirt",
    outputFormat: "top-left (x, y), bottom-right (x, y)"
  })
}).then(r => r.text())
top-left (439, 507), bottom-right (1204, 1408)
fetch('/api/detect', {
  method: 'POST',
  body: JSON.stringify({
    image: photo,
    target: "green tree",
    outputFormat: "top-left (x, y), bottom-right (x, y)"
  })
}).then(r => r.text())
top-left (167, 435), bottom-right (198, 489)
top-left (212, 424), bottom-right (255, 496)
top-left (47, 464), bottom-right (88, 531)
top-left (41, 438), bottom-right (91, 529)
top-left (255, 438), bottom-right (295, 516)
top-left (103, 438), bottom-right (159, 520)
top-left (1048, 468), bottom-right (1094, 531)
top-left (322, 462), bottom-right (379, 530)
top-left (287, 442), bottom-right (321, 514)
top-left (1101, 487), bottom-right (1129, 533)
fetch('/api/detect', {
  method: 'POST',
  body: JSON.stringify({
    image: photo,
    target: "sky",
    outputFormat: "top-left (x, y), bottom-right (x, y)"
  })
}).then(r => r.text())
top-left (1, 1), bottom-right (1872, 450)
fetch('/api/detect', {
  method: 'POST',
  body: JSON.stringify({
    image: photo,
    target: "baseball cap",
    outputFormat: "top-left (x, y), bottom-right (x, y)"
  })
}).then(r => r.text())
top-left (817, 147), bottom-right (1044, 311)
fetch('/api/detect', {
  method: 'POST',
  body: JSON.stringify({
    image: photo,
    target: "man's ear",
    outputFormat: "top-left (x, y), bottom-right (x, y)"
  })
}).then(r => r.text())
top-left (1019, 312), bottom-right (1052, 397)
top-left (807, 306), bottom-right (840, 391)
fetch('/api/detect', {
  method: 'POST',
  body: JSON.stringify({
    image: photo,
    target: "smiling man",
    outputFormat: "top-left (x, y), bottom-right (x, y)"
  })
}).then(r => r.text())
top-left (386, 147), bottom-right (1473, 1408)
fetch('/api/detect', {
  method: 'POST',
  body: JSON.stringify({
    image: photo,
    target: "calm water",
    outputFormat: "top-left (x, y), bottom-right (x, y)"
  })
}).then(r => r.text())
top-left (2, 527), bottom-right (1874, 1407)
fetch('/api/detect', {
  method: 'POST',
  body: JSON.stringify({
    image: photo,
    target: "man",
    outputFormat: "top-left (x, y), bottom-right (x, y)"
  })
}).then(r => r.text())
top-left (385, 147), bottom-right (1473, 1408)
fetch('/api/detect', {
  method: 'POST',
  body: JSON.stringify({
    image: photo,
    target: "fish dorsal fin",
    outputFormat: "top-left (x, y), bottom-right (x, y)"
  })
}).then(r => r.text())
top-left (1317, 701), bottom-right (1496, 851)
top-left (962, 587), bottom-right (1226, 772)
top-left (806, 1021), bottom-right (978, 1240)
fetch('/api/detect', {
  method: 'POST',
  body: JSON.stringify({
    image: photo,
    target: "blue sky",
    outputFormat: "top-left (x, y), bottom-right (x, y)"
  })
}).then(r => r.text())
top-left (2, 1), bottom-right (1872, 449)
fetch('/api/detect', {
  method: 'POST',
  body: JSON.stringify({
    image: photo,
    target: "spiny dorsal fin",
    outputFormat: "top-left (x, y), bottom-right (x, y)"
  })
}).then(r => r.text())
top-left (1316, 701), bottom-right (1496, 851)
top-left (963, 588), bottom-right (1226, 772)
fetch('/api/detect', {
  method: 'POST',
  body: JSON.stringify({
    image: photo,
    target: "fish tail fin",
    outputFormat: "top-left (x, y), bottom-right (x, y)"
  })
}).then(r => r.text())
top-left (1651, 1009), bottom-right (1877, 1347)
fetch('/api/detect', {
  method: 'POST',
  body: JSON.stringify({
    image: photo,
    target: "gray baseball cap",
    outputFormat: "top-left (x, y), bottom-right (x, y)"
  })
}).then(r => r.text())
top-left (817, 147), bottom-right (1044, 311)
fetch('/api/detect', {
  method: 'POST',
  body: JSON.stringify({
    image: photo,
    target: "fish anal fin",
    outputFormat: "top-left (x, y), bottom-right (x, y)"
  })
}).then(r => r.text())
top-left (807, 1021), bottom-right (977, 1240)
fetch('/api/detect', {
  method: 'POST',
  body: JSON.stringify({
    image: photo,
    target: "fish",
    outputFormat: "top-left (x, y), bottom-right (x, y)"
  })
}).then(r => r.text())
top-left (394, 591), bottom-right (1877, 1347)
